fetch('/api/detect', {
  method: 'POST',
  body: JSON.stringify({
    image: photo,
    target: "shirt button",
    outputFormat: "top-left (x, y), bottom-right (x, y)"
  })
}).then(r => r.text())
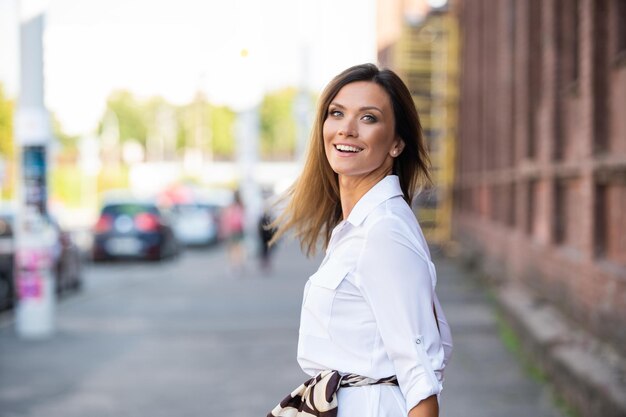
top-left (415, 338), bottom-right (422, 344)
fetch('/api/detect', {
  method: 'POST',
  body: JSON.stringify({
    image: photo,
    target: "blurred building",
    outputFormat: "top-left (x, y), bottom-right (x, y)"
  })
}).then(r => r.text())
top-left (453, 0), bottom-right (626, 416)
top-left (379, 1), bottom-right (626, 415)
top-left (377, 0), bottom-right (459, 244)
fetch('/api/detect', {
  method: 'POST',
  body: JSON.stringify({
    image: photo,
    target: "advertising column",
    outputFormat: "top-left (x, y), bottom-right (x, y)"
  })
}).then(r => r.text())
top-left (14, 8), bottom-right (56, 338)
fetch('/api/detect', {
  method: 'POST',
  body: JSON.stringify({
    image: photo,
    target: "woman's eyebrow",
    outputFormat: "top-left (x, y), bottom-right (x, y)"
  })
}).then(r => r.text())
top-left (360, 105), bottom-right (383, 113)
top-left (329, 102), bottom-right (384, 113)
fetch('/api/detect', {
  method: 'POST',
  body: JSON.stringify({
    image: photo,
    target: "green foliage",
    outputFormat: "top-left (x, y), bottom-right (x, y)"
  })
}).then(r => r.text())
top-left (100, 90), bottom-right (148, 146)
top-left (177, 96), bottom-right (236, 160)
top-left (49, 165), bottom-right (83, 207)
top-left (95, 87), bottom-right (313, 162)
top-left (99, 91), bottom-right (236, 159)
top-left (51, 113), bottom-right (79, 154)
top-left (259, 87), bottom-right (297, 159)
top-left (210, 105), bottom-right (235, 158)
top-left (0, 84), bottom-right (14, 159)
top-left (0, 84), bottom-right (15, 200)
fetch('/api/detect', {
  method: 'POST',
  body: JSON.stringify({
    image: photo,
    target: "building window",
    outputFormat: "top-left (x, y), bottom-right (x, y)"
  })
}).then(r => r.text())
top-left (555, 0), bottom-right (581, 87)
top-left (594, 0), bottom-right (610, 153)
top-left (554, 181), bottom-right (567, 244)
top-left (594, 184), bottom-right (608, 257)
top-left (609, 183), bottom-right (626, 266)
top-left (562, 0), bottom-right (581, 84)
top-left (509, 0), bottom-right (517, 166)
top-left (617, 0), bottom-right (626, 56)
top-left (508, 182), bottom-right (517, 227)
top-left (527, 0), bottom-right (542, 159)
top-left (527, 180), bottom-right (537, 235)
top-left (596, 179), bottom-right (626, 266)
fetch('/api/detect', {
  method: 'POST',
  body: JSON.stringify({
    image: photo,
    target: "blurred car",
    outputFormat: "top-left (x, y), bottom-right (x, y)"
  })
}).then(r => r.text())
top-left (92, 199), bottom-right (180, 261)
top-left (0, 208), bottom-right (83, 311)
top-left (170, 202), bottom-right (221, 246)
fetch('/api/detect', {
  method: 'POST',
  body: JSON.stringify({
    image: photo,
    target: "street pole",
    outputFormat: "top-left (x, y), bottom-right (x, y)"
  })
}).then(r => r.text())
top-left (14, 4), bottom-right (56, 339)
top-left (294, 43), bottom-right (312, 163)
top-left (233, 47), bottom-right (263, 261)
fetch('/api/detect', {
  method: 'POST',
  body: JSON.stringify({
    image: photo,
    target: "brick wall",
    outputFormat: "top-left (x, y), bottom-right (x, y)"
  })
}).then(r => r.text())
top-left (454, 0), bottom-right (626, 355)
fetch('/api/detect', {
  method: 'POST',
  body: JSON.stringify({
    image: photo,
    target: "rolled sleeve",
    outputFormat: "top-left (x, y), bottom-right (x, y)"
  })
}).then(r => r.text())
top-left (355, 215), bottom-right (444, 411)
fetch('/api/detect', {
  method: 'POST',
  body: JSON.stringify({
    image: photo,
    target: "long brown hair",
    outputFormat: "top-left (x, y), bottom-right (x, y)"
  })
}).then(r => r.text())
top-left (272, 63), bottom-right (431, 257)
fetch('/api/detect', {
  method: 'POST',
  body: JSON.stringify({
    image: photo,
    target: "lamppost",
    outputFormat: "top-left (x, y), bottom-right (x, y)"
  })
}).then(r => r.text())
top-left (14, 0), bottom-right (56, 338)
top-left (233, 46), bottom-right (263, 259)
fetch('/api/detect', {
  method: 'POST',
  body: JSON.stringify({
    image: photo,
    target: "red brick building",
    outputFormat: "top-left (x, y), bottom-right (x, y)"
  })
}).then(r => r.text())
top-left (455, 0), bottom-right (625, 358)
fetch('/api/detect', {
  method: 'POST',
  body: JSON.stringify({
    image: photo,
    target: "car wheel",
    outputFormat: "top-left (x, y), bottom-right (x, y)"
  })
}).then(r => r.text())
top-left (0, 278), bottom-right (14, 311)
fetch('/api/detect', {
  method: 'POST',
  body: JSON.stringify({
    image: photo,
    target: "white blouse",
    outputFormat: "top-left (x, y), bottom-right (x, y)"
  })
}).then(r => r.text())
top-left (297, 175), bottom-right (453, 413)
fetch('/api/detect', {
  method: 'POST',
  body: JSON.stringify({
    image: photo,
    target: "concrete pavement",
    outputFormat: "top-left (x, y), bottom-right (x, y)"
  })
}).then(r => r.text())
top-left (432, 248), bottom-right (565, 417)
top-left (0, 240), bottom-right (566, 417)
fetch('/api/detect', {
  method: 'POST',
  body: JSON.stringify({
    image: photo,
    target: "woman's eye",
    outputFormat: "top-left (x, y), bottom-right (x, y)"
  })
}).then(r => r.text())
top-left (362, 114), bottom-right (377, 122)
top-left (329, 110), bottom-right (343, 117)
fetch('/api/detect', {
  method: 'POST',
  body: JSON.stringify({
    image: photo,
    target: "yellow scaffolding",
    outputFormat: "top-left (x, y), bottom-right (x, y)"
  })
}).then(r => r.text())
top-left (392, 12), bottom-right (459, 245)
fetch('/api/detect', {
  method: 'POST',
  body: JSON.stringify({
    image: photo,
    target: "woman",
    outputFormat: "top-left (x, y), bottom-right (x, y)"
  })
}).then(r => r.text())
top-left (268, 64), bottom-right (453, 417)
top-left (221, 190), bottom-right (246, 274)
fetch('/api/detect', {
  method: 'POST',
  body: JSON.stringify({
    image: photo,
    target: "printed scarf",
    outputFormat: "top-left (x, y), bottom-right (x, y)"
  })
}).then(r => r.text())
top-left (267, 370), bottom-right (398, 417)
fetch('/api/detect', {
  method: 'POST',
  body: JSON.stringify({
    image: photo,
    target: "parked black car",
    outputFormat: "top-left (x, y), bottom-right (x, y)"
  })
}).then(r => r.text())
top-left (0, 210), bottom-right (15, 311)
top-left (0, 209), bottom-right (83, 311)
top-left (92, 199), bottom-right (180, 261)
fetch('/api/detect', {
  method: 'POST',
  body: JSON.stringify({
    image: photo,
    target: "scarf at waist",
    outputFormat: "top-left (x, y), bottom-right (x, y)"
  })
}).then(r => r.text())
top-left (267, 370), bottom-right (398, 417)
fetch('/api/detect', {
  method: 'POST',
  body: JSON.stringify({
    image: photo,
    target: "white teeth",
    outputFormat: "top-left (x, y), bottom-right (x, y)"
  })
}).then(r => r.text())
top-left (335, 144), bottom-right (363, 153)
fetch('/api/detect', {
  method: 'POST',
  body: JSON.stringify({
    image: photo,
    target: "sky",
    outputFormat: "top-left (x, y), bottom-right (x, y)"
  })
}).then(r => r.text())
top-left (0, 0), bottom-right (377, 135)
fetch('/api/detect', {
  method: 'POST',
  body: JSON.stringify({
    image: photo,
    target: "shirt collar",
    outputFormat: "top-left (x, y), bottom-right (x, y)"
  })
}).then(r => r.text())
top-left (346, 175), bottom-right (404, 227)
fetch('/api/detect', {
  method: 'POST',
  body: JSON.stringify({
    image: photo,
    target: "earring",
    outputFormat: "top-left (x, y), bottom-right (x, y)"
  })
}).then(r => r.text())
top-left (392, 150), bottom-right (398, 157)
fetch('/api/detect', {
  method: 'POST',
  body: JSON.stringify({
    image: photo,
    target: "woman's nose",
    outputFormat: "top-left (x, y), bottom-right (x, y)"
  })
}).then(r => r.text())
top-left (338, 119), bottom-right (358, 137)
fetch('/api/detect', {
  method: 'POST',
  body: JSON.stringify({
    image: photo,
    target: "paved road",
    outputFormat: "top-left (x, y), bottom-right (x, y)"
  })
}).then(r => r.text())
top-left (0, 240), bottom-right (565, 417)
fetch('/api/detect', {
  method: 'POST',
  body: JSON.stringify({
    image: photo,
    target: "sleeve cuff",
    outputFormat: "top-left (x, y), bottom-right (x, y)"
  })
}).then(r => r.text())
top-left (404, 375), bottom-right (442, 412)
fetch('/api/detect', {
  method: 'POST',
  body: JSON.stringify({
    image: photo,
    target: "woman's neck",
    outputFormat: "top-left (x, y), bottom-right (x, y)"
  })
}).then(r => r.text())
top-left (338, 170), bottom-right (391, 220)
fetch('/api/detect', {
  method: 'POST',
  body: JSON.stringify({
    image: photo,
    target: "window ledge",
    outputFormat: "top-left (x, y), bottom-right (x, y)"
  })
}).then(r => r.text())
top-left (595, 258), bottom-right (626, 281)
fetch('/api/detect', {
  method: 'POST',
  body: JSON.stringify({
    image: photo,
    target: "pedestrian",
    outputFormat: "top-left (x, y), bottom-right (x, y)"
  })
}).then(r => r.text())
top-left (221, 190), bottom-right (246, 275)
top-left (257, 209), bottom-right (276, 272)
top-left (267, 63), bottom-right (453, 417)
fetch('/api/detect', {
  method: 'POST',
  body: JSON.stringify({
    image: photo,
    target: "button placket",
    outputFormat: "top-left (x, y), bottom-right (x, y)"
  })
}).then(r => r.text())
top-left (322, 222), bottom-right (348, 265)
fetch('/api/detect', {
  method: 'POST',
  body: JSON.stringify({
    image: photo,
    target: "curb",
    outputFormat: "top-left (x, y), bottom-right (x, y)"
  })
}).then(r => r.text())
top-left (496, 283), bottom-right (626, 417)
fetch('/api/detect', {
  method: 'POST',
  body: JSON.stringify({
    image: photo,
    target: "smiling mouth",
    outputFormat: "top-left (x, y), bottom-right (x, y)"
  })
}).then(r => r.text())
top-left (334, 144), bottom-right (364, 153)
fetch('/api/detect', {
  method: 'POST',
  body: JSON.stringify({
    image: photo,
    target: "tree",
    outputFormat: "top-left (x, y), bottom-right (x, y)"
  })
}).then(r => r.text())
top-left (177, 96), bottom-right (236, 160)
top-left (97, 90), bottom-right (237, 162)
top-left (0, 84), bottom-right (14, 160)
top-left (51, 113), bottom-right (79, 157)
top-left (0, 84), bottom-right (15, 200)
top-left (209, 105), bottom-right (236, 159)
top-left (99, 90), bottom-right (148, 146)
top-left (259, 88), bottom-right (297, 160)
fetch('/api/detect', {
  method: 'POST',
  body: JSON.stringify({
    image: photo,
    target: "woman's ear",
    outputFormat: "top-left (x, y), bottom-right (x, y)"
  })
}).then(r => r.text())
top-left (390, 139), bottom-right (405, 157)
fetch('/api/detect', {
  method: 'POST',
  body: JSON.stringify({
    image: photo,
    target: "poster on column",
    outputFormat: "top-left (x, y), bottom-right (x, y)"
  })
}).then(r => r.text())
top-left (22, 145), bottom-right (47, 216)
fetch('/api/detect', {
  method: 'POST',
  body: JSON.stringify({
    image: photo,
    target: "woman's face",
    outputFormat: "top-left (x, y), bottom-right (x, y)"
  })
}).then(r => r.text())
top-left (323, 81), bottom-right (403, 183)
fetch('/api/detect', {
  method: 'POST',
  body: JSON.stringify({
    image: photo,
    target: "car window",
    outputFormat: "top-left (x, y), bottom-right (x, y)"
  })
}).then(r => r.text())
top-left (102, 204), bottom-right (160, 217)
top-left (198, 204), bottom-right (220, 214)
top-left (172, 204), bottom-right (200, 214)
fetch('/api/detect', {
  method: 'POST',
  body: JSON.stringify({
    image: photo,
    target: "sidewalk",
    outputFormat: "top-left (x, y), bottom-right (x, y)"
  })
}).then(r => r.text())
top-left (431, 249), bottom-right (565, 417)
top-left (0, 240), bottom-right (567, 417)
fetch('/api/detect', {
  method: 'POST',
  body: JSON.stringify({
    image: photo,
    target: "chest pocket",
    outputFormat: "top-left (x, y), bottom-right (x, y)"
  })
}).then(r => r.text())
top-left (300, 259), bottom-right (352, 339)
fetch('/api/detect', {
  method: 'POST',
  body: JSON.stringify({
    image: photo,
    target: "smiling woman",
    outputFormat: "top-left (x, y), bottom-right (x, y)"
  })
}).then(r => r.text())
top-left (323, 81), bottom-right (404, 218)
top-left (273, 64), bottom-right (431, 255)
top-left (268, 64), bottom-right (452, 417)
